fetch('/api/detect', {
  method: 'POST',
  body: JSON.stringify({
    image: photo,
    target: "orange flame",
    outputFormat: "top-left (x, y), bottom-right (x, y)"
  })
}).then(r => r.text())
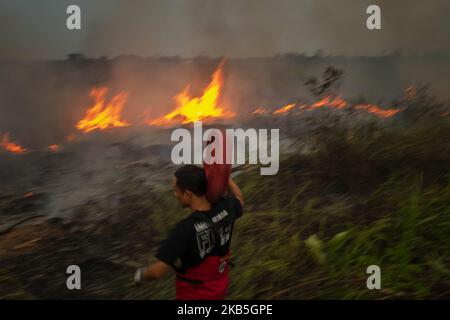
top-left (76, 87), bottom-right (129, 133)
top-left (148, 61), bottom-right (235, 126)
top-left (354, 104), bottom-right (402, 118)
top-left (252, 107), bottom-right (269, 115)
top-left (252, 95), bottom-right (401, 119)
top-left (310, 96), bottom-right (347, 109)
top-left (273, 103), bottom-right (296, 115)
top-left (1, 132), bottom-right (27, 154)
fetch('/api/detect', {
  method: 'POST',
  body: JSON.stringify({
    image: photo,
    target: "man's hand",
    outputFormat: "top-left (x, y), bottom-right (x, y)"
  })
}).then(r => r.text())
top-left (134, 260), bottom-right (171, 285)
top-left (134, 267), bottom-right (147, 285)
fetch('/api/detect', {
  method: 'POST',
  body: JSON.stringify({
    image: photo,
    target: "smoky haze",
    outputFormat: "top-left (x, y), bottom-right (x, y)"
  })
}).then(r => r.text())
top-left (0, 0), bottom-right (449, 60)
top-left (0, 0), bottom-right (449, 149)
top-left (0, 55), bottom-right (449, 147)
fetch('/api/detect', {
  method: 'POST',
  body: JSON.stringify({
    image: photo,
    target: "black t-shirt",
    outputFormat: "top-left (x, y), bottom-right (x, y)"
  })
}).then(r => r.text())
top-left (155, 196), bottom-right (243, 273)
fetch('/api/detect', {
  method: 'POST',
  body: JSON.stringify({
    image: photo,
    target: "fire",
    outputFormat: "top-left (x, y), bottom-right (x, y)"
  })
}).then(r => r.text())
top-left (24, 192), bottom-right (33, 198)
top-left (308, 96), bottom-right (400, 117)
top-left (148, 61), bottom-right (235, 126)
top-left (76, 87), bottom-right (129, 133)
top-left (252, 107), bottom-right (269, 115)
top-left (310, 96), bottom-right (347, 109)
top-left (48, 144), bottom-right (59, 152)
top-left (273, 103), bottom-right (296, 115)
top-left (354, 104), bottom-right (402, 118)
top-left (251, 95), bottom-right (401, 119)
top-left (1, 132), bottom-right (27, 154)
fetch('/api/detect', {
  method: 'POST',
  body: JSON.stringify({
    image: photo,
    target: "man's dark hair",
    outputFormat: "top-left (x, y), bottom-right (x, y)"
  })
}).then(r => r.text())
top-left (174, 165), bottom-right (208, 196)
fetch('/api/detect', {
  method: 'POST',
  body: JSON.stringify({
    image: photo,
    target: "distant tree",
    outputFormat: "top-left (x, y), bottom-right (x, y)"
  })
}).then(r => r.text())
top-left (67, 53), bottom-right (86, 62)
top-left (305, 66), bottom-right (344, 97)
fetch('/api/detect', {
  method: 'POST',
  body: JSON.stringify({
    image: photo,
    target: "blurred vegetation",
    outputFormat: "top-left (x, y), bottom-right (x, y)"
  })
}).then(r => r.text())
top-left (226, 93), bottom-right (450, 299)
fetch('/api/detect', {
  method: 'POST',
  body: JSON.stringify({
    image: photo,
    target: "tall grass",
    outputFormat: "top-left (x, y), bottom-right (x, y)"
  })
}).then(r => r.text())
top-left (227, 107), bottom-right (450, 299)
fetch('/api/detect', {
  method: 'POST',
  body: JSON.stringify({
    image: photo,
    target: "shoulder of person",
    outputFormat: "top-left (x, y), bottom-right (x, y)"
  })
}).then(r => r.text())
top-left (170, 217), bottom-right (196, 235)
top-left (222, 194), bottom-right (241, 205)
top-left (217, 195), bottom-right (242, 213)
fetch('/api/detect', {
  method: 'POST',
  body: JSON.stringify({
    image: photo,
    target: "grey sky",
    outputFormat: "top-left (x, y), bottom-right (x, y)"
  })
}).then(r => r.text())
top-left (0, 0), bottom-right (449, 59)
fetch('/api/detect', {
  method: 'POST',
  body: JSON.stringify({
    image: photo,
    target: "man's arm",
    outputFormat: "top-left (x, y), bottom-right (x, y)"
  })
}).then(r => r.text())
top-left (228, 177), bottom-right (244, 207)
top-left (134, 219), bottom-right (191, 285)
top-left (135, 260), bottom-right (171, 283)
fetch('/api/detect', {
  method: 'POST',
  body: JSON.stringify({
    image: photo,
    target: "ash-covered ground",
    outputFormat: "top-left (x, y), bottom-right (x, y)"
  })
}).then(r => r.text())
top-left (0, 119), bottom-right (301, 298)
top-left (0, 126), bottom-right (174, 298)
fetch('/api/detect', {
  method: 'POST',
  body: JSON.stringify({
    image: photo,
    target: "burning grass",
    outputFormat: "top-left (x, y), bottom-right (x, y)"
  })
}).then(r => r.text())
top-left (148, 60), bottom-right (235, 127)
top-left (1, 132), bottom-right (27, 154)
top-left (76, 87), bottom-right (129, 133)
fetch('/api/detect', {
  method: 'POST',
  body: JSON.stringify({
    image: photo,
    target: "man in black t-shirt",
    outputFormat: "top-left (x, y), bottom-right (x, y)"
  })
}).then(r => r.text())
top-left (134, 165), bottom-right (244, 300)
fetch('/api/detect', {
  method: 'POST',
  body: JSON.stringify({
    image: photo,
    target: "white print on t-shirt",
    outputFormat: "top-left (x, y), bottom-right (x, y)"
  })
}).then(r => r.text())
top-left (194, 221), bottom-right (210, 233)
top-left (220, 225), bottom-right (232, 246)
top-left (194, 209), bottom-right (232, 258)
top-left (212, 210), bottom-right (229, 223)
top-left (196, 228), bottom-right (215, 259)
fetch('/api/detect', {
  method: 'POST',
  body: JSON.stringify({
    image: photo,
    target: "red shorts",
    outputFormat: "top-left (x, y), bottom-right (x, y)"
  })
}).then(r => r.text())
top-left (176, 254), bottom-right (230, 300)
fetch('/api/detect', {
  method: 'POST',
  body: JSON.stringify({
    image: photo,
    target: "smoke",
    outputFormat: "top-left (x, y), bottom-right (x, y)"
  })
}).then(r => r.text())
top-left (0, 60), bottom-right (102, 147)
top-left (81, 0), bottom-right (450, 57)
top-left (1, 0), bottom-right (449, 60)
top-left (0, 0), bottom-right (449, 150)
top-left (306, 0), bottom-right (450, 55)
